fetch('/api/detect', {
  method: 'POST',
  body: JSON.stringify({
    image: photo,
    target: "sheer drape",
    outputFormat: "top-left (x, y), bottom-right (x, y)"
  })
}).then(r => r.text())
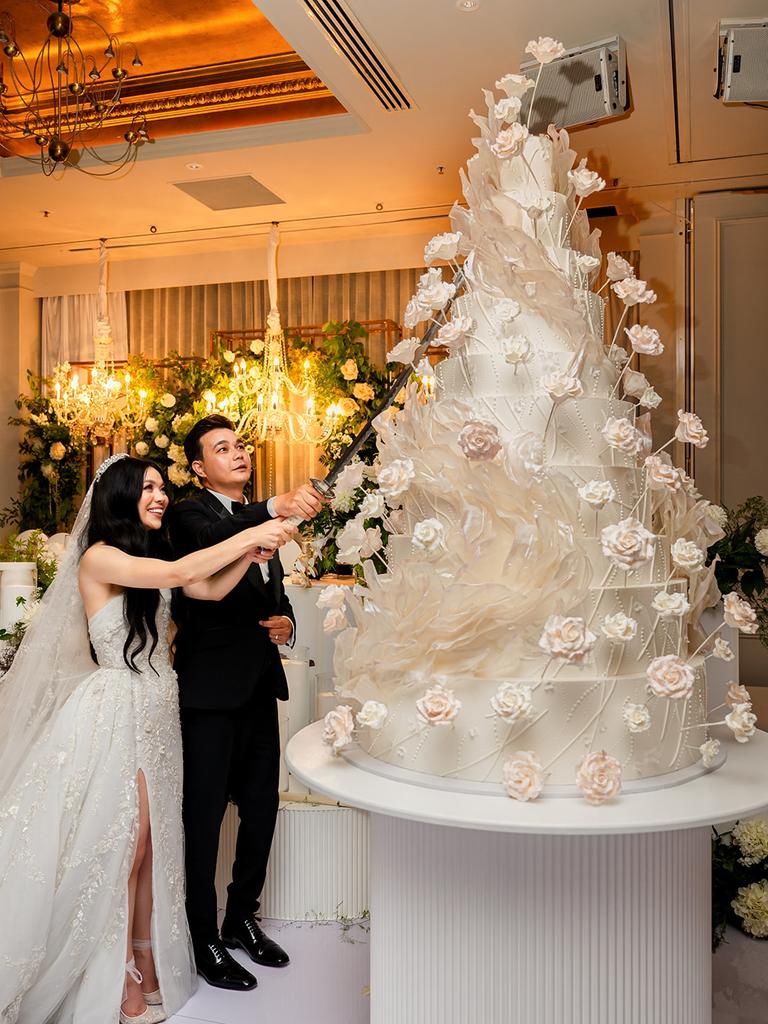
top-left (42, 293), bottom-right (128, 375)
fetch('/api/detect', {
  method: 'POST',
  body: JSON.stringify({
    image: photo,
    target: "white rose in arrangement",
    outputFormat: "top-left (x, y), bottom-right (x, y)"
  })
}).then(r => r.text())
top-left (623, 703), bottom-right (651, 733)
top-left (723, 592), bottom-right (759, 633)
top-left (323, 607), bottom-right (348, 634)
top-left (496, 72), bottom-right (535, 98)
top-left (316, 585), bottom-right (347, 610)
top-left (160, 392), bottom-right (176, 408)
top-left (222, 350), bottom-right (235, 363)
top-left (416, 267), bottom-right (456, 310)
top-left (437, 316), bottom-right (474, 351)
top-left (525, 35), bottom-right (566, 64)
top-left (755, 528), bottom-right (768, 556)
top-left (502, 335), bottom-right (532, 365)
top-left (458, 420), bottom-right (503, 461)
top-left (387, 336), bottom-right (421, 364)
top-left (353, 382), bottom-right (375, 402)
top-left (538, 615), bottom-right (597, 664)
top-left (704, 503), bottom-right (728, 529)
top-left (403, 297), bottom-right (430, 328)
top-left (675, 410), bottom-right (709, 448)
top-left (501, 751), bottom-right (545, 802)
top-left (412, 518), bottom-right (445, 554)
top-left (575, 750), bottom-right (622, 805)
top-left (377, 458), bottom-right (416, 500)
top-left (541, 372), bottom-right (584, 402)
top-left (578, 479), bottom-right (616, 510)
top-left (726, 681), bottom-right (752, 709)
top-left (625, 324), bottom-right (664, 356)
top-left (490, 123), bottom-right (529, 159)
top-left (145, 417), bottom-right (159, 433)
top-left (360, 526), bottom-right (383, 559)
top-left (424, 231), bottom-right (462, 265)
top-left (340, 358), bottom-right (359, 381)
top-left (358, 492), bottom-right (385, 520)
top-left (416, 683), bottom-right (462, 726)
top-left (644, 455), bottom-right (683, 492)
top-left (335, 519), bottom-right (367, 565)
top-left (713, 637), bottom-right (735, 661)
top-left (700, 738), bottom-right (721, 768)
top-left (167, 463), bottom-right (191, 487)
top-left (639, 387), bottom-right (662, 410)
top-left (622, 369), bottom-right (649, 400)
top-left (322, 705), bottom-right (355, 755)
top-left (334, 460), bottom-right (366, 496)
top-left (601, 417), bottom-right (645, 455)
top-left (490, 682), bottom-right (533, 723)
top-left (575, 254), bottom-right (601, 274)
top-left (611, 278), bottom-right (657, 306)
top-left (493, 96), bottom-right (523, 123)
top-left (495, 298), bottom-right (521, 321)
top-left (356, 701), bottom-right (388, 731)
top-left (670, 538), bottom-right (706, 571)
top-left (507, 432), bottom-right (545, 480)
top-left (601, 518), bottom-right (656, 571)
top-left (646, 655), bottom-right (695, 700)
top-left (49, 442), bottom-right (66, 461)
top-left (726, 702), bottom-right (758, 743)
top-left (601, 612), bottom-right (638, 642)
top-left (567, 158), bottom-right (606, 198)
top-left (606, 252), bottom-right (635, 282)
top-left (732, 820), bottom-right (768, 867)
top-left (135, 441), bottom-right (150, 457)
top-left (732, 880), bottom-right (768, 938)
top-left (652, 591), bottom-right (691, 618)
top-left (154, 434), bottom-right (170, 449)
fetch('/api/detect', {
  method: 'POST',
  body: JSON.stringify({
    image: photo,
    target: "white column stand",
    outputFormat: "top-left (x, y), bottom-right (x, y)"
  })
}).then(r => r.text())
top-left (369, 816), bottom-right (710, 1024)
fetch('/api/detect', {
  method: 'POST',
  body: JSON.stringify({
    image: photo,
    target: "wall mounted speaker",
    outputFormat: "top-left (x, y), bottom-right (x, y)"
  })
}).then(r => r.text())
top-left (716, 19), bottom-right (768, 103)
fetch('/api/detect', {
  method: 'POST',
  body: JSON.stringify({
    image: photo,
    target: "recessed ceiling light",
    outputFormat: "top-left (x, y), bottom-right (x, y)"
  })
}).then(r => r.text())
top-left (455, 0), bottom-right (481, 11)
top-left (185, 162), bottom-right (203, 170)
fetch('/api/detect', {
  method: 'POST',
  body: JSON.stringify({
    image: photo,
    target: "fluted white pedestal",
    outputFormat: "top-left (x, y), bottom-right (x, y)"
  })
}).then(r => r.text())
top-left (287, 724), bottom-right (768, 1024)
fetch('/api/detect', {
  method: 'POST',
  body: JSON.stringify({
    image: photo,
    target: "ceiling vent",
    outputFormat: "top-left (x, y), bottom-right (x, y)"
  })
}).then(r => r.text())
top-left (716, 19), bottom-right (768, 103)
top-left (302, 0), bottom-right (413, 111)
top-left (172, 175), bottom-right (284, 211)
top-left (519, 36), bottom-right (628, 134)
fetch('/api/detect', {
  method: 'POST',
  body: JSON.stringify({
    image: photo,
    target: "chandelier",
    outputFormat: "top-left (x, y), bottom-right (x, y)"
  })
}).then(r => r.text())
top-left (0, 0), bottom-right (149, 176)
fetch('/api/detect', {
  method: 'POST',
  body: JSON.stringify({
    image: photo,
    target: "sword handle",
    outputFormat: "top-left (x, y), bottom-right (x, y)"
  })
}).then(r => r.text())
top-left (282, 477), bottom-right (333, 527)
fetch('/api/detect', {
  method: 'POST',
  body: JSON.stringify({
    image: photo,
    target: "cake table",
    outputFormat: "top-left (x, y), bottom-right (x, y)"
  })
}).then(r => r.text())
top-left (287, 723), bottom-right (768, 1024)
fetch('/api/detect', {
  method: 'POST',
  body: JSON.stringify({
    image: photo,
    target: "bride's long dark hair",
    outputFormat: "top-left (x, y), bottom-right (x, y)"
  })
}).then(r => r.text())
top-left (83, 456), bottom-right (172, 673)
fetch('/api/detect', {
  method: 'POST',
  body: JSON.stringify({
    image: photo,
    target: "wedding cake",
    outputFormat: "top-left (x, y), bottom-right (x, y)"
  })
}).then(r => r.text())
top-left (319, 41), bottom-right (758, 803)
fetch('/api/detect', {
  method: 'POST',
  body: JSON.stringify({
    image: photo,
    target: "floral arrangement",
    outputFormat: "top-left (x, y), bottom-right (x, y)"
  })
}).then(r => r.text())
top-left (713, 819), bottom-right (768, 948)
top-left (707, 496), bottom-right (768, 646)
top-left (0, 529), bottom-right (62, 672)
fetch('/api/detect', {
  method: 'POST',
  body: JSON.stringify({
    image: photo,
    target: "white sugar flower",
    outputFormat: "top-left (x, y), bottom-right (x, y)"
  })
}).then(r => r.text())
top-left (671, 538), bottom-right (706, 571)
top-left (538, 615), bottom-right (596, 664)
top-left (576, 750), bottom-right (622, 805)
top-left (726, 702), bottom-right (757, 743)
top-left (646, 655), bottom-right (695, 700)
top-left (387, 336), bottom-right (421, 364)
top-left (700, 738), bottom-right (721, 768)
top-left (575, 254), bottom-right (601, 274)
top-left (403, 297), bottom-right (430, 329)
top-left (726, 682), bottom-right (752, 709)
top-left (608, 346), bottom-right (630, 368)
top-left (601, 417), bottom-right (645, 455)
top-left (622, 369), bottom-right (650, 400)
top-left (625, 324), bottom-right (664, 356)
top-left (639, 387), bottom-right (662, 410)
top-left (490, 123), bottom-right (529, 159)
top-left (502, 751), bottom-right (545, 802)
top-left (493, 96), bottom-right (523, 123)
top-left (623, 703), bottom-right (651, 733)
top-left (525, 36), bottom-right (566, 64)
top-left (416, 267), bottom-right (456, 310)
top-left (502, 335), bottom-right (532, 365)
top-left (675, 410), bottom-right (709, 448)
top-left (652, 591), bottom-right (691, 618)
top-left (541, 371), bottom-right (584, 402)
top-left (333, 460), bottom-right (366, 496)
top-left (713, 638), bottom-right (735, 661)
top-left (495, 72), bottom-right (535, 98)
top-left (490, 682), bottom-right (533, 723)
top-left (723, 592), bottom-right (758, 633)
top-left (322, 705), bottom-right (355, 755)
top-left (567, 158), bottom-right (606, 198)
top-left (458, 420), bottom-right (502, 461)
top-left (359, 492), bottom-right (386, 520)
top-left (601, 612), bottom-right (638, 642)
top-left (360, 526), bottom-right (383, 559)
top-left (437, 316), bottom-right (474, 352)
top-left (644, 455), bottom-right (683, 492)
top-left (601, 518), bottom-right (656, 571)
top-left (755, 529), bottom-right (768, 556)
top-left (416, 683), bottom-right (462, 726)
top-left (578, 479), bottom-right (616, 509)
top-left (356, 701), bottom-right (388, 731)
top-left (412, 518), bottom-right (445, 553)
top-left (377, 458), bottom-right (416, 499)
top-left (424, 231), bottom-right (462, 265)
top-left (316, 585), bottom-right (347, 610)
top-left (611, 278), bottom-right (657, 306)
top-left (323, 607), bottom-right (348, 633)
top-left (335, 519), bottom-right (367, 565)
top-left (607, 252), bottom-right (635, 281)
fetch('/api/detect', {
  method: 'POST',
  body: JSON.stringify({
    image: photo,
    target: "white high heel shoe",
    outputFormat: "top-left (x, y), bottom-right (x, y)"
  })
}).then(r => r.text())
top-left (132, 939), bottom-right (163, 1008)
top-left (119, 959), bottom-right (166, 1024)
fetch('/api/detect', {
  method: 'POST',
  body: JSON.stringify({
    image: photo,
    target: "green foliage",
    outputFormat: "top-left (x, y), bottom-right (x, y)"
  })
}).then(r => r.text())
top-left (0, 530), bottom-right (58, 594)
top-left (707, 497), bottom-right (768, 646)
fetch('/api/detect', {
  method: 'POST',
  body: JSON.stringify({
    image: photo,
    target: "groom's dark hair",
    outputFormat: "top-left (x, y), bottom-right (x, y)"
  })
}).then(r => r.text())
top-left (184, 414), bottom-right (235, 479)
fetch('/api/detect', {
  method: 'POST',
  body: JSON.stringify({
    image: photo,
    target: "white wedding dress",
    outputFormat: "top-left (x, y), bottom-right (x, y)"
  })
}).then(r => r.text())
top-left (0, 589), bottom-right (196, 1023)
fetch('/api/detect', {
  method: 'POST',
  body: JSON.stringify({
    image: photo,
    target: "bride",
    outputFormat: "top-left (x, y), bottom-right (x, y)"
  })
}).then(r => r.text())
top-left (0, 453), bottom-right (294, 1024)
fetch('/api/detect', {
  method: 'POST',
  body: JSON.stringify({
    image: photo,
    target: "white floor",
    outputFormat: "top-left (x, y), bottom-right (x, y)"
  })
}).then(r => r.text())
top-left (167, 920), bottom-right (370, 1024)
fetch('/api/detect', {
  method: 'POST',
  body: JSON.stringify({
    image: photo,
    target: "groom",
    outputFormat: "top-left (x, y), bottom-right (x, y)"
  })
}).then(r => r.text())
top-left (170, 414), bottom-right (323, 990)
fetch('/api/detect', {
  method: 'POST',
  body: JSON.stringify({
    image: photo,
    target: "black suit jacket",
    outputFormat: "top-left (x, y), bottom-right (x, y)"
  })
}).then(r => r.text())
top-left (169, 488), bottom-right (295, 710)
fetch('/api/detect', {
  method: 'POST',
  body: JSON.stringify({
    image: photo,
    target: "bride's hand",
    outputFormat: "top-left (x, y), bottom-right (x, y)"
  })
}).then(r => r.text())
top-left (248, 519), bottom-right (295, 551)
top-left (246, 547), bottom-right (274, 564)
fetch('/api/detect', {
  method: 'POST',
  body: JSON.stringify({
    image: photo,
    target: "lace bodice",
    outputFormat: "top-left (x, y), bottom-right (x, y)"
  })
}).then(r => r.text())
top-left (88, 589), bottom-right (174, 676)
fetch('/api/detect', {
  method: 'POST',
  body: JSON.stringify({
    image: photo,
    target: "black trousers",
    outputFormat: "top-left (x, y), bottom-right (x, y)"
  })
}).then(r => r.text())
top-left (180, 686), bottom-right (281, 947)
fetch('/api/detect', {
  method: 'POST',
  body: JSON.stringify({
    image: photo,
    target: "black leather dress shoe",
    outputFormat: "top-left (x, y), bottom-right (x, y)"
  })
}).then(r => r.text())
top-left (221, 914), bottom-right (290, 967)
top-left (194, 940), bottom-right (258, 990)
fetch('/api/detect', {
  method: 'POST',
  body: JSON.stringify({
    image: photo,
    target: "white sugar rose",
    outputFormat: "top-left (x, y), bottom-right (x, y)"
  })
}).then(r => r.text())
top-left (541, 372), bottom-right (584, 402)
top-left (578, 479), bottom-right (616, 510)
top-left (155, 434), bottom-right (169, 449)
top-left (567, 158), bottom-right (606, 198)
top-left (601, 417), bottom-right (645, 455)
top-left (416, 683), bottom-right (462, 726)
top-left (340, 359), bottom-right (359, 381)
top-left (403, 296), bottom-right (430, 329)
top-left (360, 526), bottom-right (383, 559)
top-left (353, 383), bottom-right (374, 402)
top-left (622, 369), bottom-right (649, 400)
top-left (506, 432), bottom-right (545, 480)
top-left (359, 492), bottom-right (385, 519)
top-left (723, 592), bottom-right (758, 633)
top-left (601, 518), bottom-right (656, 571)
top-left (732, 881), bottom-right (768, 938)
top-left (644, 455), bottom-right (683, 492)
top-left (671, 538), bottom-right (706, 571)
top-left (160, 392), bottom-right (176, 408)
top-left (335, 519), bottom-right (367, 565)
top-left (726, 702), bottom-right (757, 743)
top-left (145, 417), bottom-right (159, 433)
top-left (494, 96), bottom-right (523, 124)
top-left (625, 324), bottom-right (664, 356)
top-left (417, 267), bottom-right (456, 310)
top-left (322, 705), bottom-right (355, 755)
top-left (334, 460), bottom-right (366, 496)
top-left (732, 820), bottom-right (768, 867)
top-left (755, 529), bottom-right (768, 556)
top-left (135, 441), bottom-right (149, 457)
top-left (601, 612), bottom-right (638, 642)
top-left (611, 278), bottom-right (657, 306)
top-left (646, 655), bottom-right (695, 700)
top-left (652, 591), bottom-right (691, 618)
top-left (458, 420), bottom-right (502, 461)
top-left (639, 387), bottom-right (662, 410)
top-left (575, 254), bottom-right (601, 274)
top-left (317, 585), bottom-right (347, 610)
top-left (412, 518), bottom-right (445, 554)
top-left (675, 410), bottom-right (709, 448)
top-left (49, 441), bottom-right (66, 461)
top-left (490, 682), bottom-right (533, 723)
top-left (623, 702), bottom-right (651, 733)
top-left (496, 72), bottom-right (535, 98)
top-left (607, 252), bottom-right (635, 281)
top-left (726, 682), bottom-right (752, 709)
top-left (490, 123), bottom-right (529, 159)
top-left (502, 751), bottom-right (544, 802)
top-left (608, 346), bottom-right (630, 368)
top-left (576, 750), bottom-right (622, 805)
top-left (502, 335), bottom-right (532, 365)
top-left (713, 638), bottom-right (735, 661)
top-left (323, 607), bottom-right (348, 633)
top-left (424, 231), bottom-right (461, 264)
top-left (538, 615), bottom-right (596, 664)
top-left (377, 458), bottom-right (416, 499)
top-left (525, 36), bottom-right (566, 64)
top-left (437, 316), bottom-right (474, 351)
top-left (356, 701), bottom-right (388, 731)
top-left (700, 738), bottom-right (721, 768)
top-left (387, 336), bottom-right (421, 365)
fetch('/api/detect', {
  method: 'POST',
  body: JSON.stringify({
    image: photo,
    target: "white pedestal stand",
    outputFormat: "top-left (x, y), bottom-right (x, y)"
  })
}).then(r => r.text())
top-left (287, 724), bottom-right (768, 1024)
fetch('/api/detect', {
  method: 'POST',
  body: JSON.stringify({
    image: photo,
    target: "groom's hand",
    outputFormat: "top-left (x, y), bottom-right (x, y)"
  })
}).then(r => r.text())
top-left (272, 483), bottom-right (325, 521)
top-left (247, 547), bottom-right (274, 564)
top-left (259, 615), bottom-right (293, 645)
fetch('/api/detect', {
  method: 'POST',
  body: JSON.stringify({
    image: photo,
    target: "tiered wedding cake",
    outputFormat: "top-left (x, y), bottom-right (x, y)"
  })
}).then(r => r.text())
top-left (319, 43), bottom-right (758, 803)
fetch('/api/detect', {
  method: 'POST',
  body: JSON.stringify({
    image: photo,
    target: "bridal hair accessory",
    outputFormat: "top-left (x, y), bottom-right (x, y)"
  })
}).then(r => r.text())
top-left (94, 451), bottom-right (130, 482)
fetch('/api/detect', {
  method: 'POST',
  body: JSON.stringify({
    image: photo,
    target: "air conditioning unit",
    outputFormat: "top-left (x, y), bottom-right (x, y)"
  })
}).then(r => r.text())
top-left (519, 36), bottom-right (628, 134)
top-left (716, 19), bottom-right (768, 103)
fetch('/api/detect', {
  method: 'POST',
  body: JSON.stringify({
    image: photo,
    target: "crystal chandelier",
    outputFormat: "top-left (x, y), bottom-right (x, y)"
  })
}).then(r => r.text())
top-left (0, 0), bottom-right (149, 176)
